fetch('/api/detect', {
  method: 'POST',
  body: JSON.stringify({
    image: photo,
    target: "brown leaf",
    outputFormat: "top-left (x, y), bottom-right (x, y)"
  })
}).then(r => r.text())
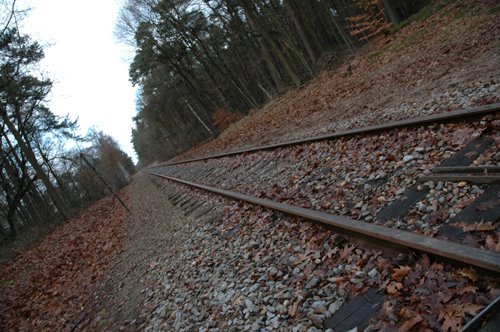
top-left (485, 234), bottom-right (500, 252)
top-left (303, 264), bottom-right (313, 278)
top-left (455, 198), bottom-right (475, 209)
top-left (391, 266), bottom-right (412, 282)
top-left (458, 286), bottom-right (477, 295)
top-left (440, 303), bottom-right (484, 331)
top-left (0, 191), bottom-right (128, 331)
top-left (476, 198), bottom-right (500, 211)
top-left (464, 151), bottom-right (476, 158)
top-left (399, 314), bottom-right (423, 331)
top-left (386, 282), bottom-right (403, 295)
top-left (461, 303), bottom-right (483, 316)
top-left (440, 311), bottom-right (461, 332)
top-left (458, 268), bottom-right (478, 282)
top-left (456, 221), bottom-right (496, 232)
top-left (339, 244), bottom-right (356, 261)
top-left (438, 291), bottom-right (454, 304)
top-left (288, 301), bottom-right (298, 317)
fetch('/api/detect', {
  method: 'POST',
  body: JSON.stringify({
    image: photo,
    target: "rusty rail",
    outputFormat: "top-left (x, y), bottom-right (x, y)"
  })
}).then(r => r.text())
top-left (419, 174), bottom-right (500, 184)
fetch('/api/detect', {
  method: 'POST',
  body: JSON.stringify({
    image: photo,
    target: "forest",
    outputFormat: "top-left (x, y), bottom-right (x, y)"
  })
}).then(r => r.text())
top-left (118, 0), bottom-right (430, 165)
top-left (0, 2), bottom-right (135, 247)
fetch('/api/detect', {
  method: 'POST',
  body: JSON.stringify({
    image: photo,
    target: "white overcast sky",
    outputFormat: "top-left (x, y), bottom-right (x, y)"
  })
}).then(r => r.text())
top-left (18, 0), bottom-right (138, 161)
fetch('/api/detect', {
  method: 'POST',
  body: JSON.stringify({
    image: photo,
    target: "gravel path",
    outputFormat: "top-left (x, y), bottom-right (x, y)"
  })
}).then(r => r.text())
top-left (75, 175), bottom-right (195, 331)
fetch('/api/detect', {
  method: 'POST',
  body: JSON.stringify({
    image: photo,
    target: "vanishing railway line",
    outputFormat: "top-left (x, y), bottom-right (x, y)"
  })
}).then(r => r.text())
top-left (146, 103), bottom-right (500, 330)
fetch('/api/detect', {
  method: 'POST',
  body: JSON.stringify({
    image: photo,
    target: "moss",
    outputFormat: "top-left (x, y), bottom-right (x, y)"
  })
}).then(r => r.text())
top-left (390, 3), bottom-right (434, 34)
top-left (96, 309), bottom-right (108, 326)
top-left (368, 51), bottom-right (381, 60)
top-left (368, 51), bottom-right (382, 61)
top-left (1, 278), bottom-right (15, 285)
top-left (488, 5), bottom-right (500, 14)
top-left (454, 8), bottom-right (468, 20)
top-left (413, 3), bottom-right (435, 21)
top-left (392, 29), bottom-right (427, 51)
top-left (346, 64), bottom-right (353, 76)
top-left (389, 0), bottom-right (466, 34)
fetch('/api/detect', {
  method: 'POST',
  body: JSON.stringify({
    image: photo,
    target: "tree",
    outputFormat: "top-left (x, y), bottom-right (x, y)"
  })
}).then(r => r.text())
top-left (0, 17), bottom-right (77, 234)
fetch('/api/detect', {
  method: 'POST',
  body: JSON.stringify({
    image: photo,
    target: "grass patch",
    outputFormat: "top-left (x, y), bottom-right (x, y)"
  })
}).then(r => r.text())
top-left (96, 309), bottom-right (108, 326)
top-left (488, 4), bottom-right (500, 14)
top-left (454, 8), bottom-right (468, 20)
top-left (389, 0), bottom-right (463, 34)
top-left (1, 278), bottom-right (15, 285)
top-left (368, 51), bottom-right (381, 60)
top-left (392, 29), bottom-right (427, 51)
top-left (412, 3), bottom-right (435, 21)
top-left (390, 3), bottom-right (434, 34)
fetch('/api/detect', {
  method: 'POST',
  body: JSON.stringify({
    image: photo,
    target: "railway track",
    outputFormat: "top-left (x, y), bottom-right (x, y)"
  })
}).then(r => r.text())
top-left (146, 104), bottom-right (500, 331)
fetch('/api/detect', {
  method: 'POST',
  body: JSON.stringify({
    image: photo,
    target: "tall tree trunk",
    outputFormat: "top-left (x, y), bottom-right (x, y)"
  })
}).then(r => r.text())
top-left (6, 209), bottom-right (18, 236)
top-left (0, 104), bottom-right (70, 219)
top-left (381, 0), bottom-right (401, 24)
top-left (285, 0), bottom-right (318, 66)
top-left (34, 138), bottom-right (72, 207)
top-left (241, 0), bottom-right (301, 87)
top-left (243, 7), bottom-right (286, 91)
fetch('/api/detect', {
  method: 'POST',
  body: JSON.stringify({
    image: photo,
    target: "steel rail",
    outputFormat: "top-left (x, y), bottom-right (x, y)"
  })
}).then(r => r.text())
top-left (146, 170), bottom-right (500, 274)
top-left (432, 166), bottom-right (500, 173)
top-left (153, 103), bottom-right (500, 167)
top-left (460, 296), bottom-right (500, 332)
top-left (419, 174), bottom-right (500, 184)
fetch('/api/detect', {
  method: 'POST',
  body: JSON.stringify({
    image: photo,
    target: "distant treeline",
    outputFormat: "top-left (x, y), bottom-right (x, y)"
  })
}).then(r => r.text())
top-left (119, 0), bottom-right (429, 165)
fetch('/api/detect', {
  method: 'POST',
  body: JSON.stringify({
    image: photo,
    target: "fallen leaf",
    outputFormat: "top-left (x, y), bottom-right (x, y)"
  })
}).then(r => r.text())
top-left (387, 282), bottom-right (403, 295)
top-left (464, 151), bottom-right (476, 158)
top-left (439, 311), bottom-right (461, 332)
top-left (339, 244), bottom-right (356, 261)
top-left (458, 286), bottom-right (477, 295)
top-left (288, 301), bottom-right (298, 317)
top-left (485, 234), bottom-right (500, 252)
top-left (454, 221), bottom-right (496, 232)
top-left (458, 268), bottom-right (478, 282)
top-left (476, 198), bottom-right (500, 211)
top-left (455, 198), bottom-right (475, 209)
top-left (399, 314), bottom-right (423, 331)
top-left (440, 302), bottom-right (484, 331)
top-left (391, 266), bottom-right (412, 282)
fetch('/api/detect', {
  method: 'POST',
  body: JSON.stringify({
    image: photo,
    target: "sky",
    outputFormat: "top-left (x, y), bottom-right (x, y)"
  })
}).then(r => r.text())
top-left (18, 0), bottom-right (138, 161)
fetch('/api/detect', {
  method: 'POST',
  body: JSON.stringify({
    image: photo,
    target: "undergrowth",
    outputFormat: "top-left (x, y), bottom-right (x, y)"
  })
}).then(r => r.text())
top-left (389, 0), bottom-right (463, 34)
top-left (392, 29), bottom-right (428, 51)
